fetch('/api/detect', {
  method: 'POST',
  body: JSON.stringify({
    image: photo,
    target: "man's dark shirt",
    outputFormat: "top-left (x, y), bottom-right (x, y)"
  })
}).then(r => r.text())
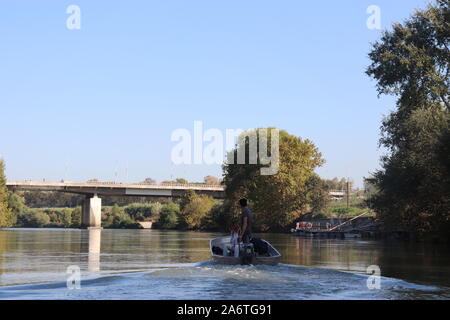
top-left (240, 207), bottom-right (253, 239)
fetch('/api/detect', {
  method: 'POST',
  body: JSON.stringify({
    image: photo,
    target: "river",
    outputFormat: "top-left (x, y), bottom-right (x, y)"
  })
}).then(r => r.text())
top-left (0, 228), bottom-right (449, 299)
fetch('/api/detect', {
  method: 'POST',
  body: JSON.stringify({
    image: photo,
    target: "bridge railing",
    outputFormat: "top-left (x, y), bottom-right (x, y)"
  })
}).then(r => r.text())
top-left (84, 181), bottom-right (223, 189)
top-left (6, 180), bottom-right (224, 190)
top-left (7, 181), bottom-right (355, 194)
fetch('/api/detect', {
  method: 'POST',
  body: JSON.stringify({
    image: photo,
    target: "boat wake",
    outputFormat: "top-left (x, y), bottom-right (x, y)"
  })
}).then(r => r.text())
top-left (1, 261), bottom-right (448, 300)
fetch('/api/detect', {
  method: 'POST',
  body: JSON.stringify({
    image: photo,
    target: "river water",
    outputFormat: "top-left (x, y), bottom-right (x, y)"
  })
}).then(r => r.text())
top-left (0, 228), bottom-right (449, 300)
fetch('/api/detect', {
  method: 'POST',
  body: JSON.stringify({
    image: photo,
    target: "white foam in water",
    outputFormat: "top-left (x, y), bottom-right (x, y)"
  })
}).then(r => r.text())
top-left (2, 261), bottom-right (448, 300)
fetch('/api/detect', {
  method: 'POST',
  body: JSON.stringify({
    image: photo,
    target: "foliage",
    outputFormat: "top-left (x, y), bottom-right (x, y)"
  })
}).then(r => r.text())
top-left (61, 208), bottom-right (72, 227)
top-left (366, 0), bottom-right (450, 235)
top-left (158, 202), bottom-right (180, 229)
top-left (222, 128), bottom-right (324, 231)
top-left (306, 174), bottom-right (330, 214)
top-left (110, 213), bottom-right (137, 229)
top-left (17, 210), bottom-right (51, 228)
top-left (179, 191), bottom-right (216, 229)
top-left (141, 178), bottom-right (156, 184)
top-left (179, 190), bottom-right (196, 212)
top-left (363, 176), bottom-right (379, 209)
top-left (200, 203), bottom-right (225, 231)
top-left (175, 178), bottom-right (188, 184)
top-left (203, 176), bottom-right (221, 185)
top-left (23, 191), bottom-right (83, 208)
top-left (7, 192), bottom-right (27, 217)
top-left (16, 208), bottom-right (74, 228)
top-left (0, 160), bottom-right (16, 227)
top-left (124, 203), bottom-right (162, 221)
top-left (102, 204), bottom-right (139, 229)
top-left (323, 177), bottom-right (353, 191)
top-left (148, 202), bottom-right (162, 221)
top-left (326, 206), bottom-right (363, 218)
top-left (71, 207), bottom-right (81, 228)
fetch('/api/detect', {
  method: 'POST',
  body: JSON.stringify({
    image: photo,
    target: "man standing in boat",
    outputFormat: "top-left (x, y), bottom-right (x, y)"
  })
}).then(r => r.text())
top-left (238, 198), bottom-right (253, 243)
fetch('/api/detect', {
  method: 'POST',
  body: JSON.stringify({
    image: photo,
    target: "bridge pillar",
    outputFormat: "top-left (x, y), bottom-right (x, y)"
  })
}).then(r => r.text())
top-left (81, 195), bottom-right (102, 229)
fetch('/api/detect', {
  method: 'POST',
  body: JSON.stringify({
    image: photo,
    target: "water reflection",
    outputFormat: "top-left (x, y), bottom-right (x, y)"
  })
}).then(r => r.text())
top-left (0, 229), bottom-right (449, 291)
top-left (259, 233), bottom-right (450, 287)
top-left (80, 229), bottom-right (101, 272)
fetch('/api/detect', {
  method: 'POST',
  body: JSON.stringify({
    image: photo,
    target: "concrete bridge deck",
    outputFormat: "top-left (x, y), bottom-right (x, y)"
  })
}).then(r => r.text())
top-left (6, 181), bottom-right (225, 229)
top-left (6, 180), bottom-right (347, 229)
top-left (6, 181), bottom-right (225, 198)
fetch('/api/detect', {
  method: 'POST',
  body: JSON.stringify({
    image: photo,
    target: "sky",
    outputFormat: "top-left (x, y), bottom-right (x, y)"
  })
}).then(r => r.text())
top-left (0, 0), bottom-right (430, 188)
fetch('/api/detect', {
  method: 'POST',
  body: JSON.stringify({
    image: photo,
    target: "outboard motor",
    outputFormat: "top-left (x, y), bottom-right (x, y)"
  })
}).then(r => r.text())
top-left (240, 243), bottom-right (255, 265)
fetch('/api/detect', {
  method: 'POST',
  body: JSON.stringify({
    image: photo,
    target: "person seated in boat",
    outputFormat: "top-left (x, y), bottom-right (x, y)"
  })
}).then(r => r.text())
top-left (230, 224), bottom-right (239, 246)
top-left (227, 224), bottom-right (240, 256)
top-left (238, 198), bottom-right (253, 244)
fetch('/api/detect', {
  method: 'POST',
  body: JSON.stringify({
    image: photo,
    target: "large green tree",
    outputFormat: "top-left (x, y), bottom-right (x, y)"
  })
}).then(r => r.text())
top-left (366, 0), bottom-right (450, 236)
top-left (222, 128), bottom-right (323, 231)
top-left (179, 191), bottom-right (216, 229)
top-left (0, 159), bottom-right (15, 227)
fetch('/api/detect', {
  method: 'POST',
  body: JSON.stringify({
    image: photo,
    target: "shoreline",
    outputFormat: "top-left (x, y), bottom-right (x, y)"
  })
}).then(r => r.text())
top-left (2, 226), bottom-right (449, 244)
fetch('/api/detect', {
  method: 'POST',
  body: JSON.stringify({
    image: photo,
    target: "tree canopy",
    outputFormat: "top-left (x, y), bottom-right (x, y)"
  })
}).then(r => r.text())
top-left (222, 128), bottom-right (324, 231)
top-left (179, 190), bottom-right (216, 229)
top-left (366, 0), bottom-right (450, 236)
top-left (0, 159), bottom-right (15, 227)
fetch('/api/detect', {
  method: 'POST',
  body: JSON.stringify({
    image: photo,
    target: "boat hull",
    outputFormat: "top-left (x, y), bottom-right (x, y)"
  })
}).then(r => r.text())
top-left (212, 255), bottom-right (281, 266)
top-left (210, 237), bottom-right (281, 266)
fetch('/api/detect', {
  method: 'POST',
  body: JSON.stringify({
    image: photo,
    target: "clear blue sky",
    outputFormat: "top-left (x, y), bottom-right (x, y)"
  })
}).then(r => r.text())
top-left (0, 0), bottom-right (429, 188)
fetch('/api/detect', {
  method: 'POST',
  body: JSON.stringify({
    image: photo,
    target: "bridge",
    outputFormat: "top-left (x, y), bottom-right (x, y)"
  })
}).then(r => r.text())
top-left (6, 181), bottom-right (225, 229)
top-left (6, 181), bottom-right (348, 229)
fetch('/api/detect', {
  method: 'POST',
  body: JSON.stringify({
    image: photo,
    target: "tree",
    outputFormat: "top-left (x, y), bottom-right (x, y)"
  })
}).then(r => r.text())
top-left (17, 210), bottom-right (50, 228)
top-left (306, 174), bottom-right (330, 214)
top-left (179, 191), bottom-right (216, 229)
top-left (61, 208), bottom-right (72, 228)
top-left (363, 177), bottom-right (379, 207)
top-left (148, 202), bottom-right (162, 222)
top-left (201, 203), bottom-right (225, 231)
top-left (142, 178), bottom-right (156, 185)
top-left (175, 178), bottom-right (188, 184)
top-left (104, 204), bottom-right (138, 228)
top-left (323, 177), bottom-right (352, 191)
top-left (6, 192), bottom-right (26, 226)
top-left (366, 0), bottom-right (450, 236)
top-left (22, 191), bottom-right (83, 208)
top-left (32, 211), bottom-right (51, 227)
top-left (204, 176), bottom-right (221, 185)
top-left (0, 159), bottom-right (15, 228)
top-left (123, 202), bottom-right (162, 222)
top-left (222, 128), bottom-right (324, 231)
top-left (159, 202), bottom-right (180, 229)
top-left (367, 0), bottom-right (449, 113)
top-left (71, 207), bottom-right (81, 227)
top-left (125, 203), bottom-right (151, 221)
top-left (179, 190), bottom-right (196, 212)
